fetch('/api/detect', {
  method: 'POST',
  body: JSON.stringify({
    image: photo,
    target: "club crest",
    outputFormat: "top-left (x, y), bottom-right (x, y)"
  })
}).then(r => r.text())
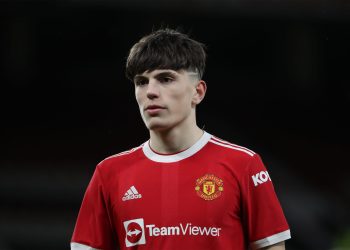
top-left (195, 174), bottom-right (223, 200)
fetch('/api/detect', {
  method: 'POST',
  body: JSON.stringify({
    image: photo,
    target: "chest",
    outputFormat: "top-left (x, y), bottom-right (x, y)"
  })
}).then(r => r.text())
top-left (110, 159), bottom-right (241, 226)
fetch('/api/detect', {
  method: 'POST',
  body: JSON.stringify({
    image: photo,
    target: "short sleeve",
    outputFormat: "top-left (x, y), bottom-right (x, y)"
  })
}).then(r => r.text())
top-left (240, 154), bottom-right (291, 249)
top-left (71, 167), bottom-right (118, 250)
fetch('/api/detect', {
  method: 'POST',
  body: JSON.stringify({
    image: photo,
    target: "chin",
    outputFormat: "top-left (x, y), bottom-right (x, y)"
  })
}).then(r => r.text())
top-left (147, 123), bottom-right (170, 132)
top-left (145, 119), bottom-right (173, 132)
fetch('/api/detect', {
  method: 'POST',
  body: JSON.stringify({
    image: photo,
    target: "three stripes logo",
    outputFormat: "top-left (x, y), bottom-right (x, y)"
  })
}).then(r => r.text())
top-left (122, 186), bottom-right (142, 201)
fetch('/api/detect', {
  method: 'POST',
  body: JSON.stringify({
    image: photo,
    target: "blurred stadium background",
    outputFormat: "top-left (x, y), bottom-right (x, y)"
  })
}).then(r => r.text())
top-left (1, 0), bottom-right (349, 249)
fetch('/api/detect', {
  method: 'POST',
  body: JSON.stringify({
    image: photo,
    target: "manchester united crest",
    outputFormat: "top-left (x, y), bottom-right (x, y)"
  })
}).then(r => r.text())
top-left (195, 174), bottom-right (224, 200)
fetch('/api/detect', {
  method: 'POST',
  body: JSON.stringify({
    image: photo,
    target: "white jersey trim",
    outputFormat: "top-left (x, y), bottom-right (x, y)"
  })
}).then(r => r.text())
top-left (142, 131), bottom-right (212, 163)
top-left (211, 136), bottom-right (255, 155)
top-left (106, 145), bottom-right (143, 160)
top-left (250, 229), bottom-right (291, 249)
top-left (209, 139), bottom-right (255, 157)
top-left (71, 242), bottom-right (100, 250)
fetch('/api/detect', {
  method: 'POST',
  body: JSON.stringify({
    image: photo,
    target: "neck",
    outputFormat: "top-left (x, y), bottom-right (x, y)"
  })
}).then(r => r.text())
top-left (149, 123), bottom-right (204, 154)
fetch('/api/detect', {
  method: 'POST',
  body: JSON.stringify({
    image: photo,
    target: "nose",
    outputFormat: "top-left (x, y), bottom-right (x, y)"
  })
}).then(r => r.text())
top-left (146, 80), bottom-right (160, 99)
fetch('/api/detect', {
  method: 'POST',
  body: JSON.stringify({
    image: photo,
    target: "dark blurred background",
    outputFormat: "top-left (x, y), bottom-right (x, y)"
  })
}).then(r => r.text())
top-left (1, 0), bottom-right (350, 250)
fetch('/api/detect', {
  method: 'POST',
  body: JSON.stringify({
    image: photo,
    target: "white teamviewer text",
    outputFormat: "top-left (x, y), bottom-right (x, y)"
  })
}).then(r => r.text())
top-left (146, 223), bottom-right (221, 237)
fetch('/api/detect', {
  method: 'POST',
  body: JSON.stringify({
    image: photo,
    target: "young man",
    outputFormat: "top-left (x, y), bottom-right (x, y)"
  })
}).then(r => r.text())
top-left (71, 28), bottom-right (291, 250)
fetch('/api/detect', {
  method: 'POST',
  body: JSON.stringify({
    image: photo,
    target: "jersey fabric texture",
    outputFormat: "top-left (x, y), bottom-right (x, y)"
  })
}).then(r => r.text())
top-left (71, 132), bottom-right (290, 250)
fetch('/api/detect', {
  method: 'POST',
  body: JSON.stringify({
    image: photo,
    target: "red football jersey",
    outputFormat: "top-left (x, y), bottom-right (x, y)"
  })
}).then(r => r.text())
top-left (71, 132), bottom-right (290, 250)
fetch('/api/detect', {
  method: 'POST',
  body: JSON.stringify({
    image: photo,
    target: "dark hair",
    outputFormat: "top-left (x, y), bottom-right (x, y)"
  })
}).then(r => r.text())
top-left (126, 28), bottom-right (206, 81)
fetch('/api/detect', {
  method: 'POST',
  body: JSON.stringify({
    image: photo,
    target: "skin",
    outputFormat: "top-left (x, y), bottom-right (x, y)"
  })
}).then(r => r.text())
top-left (134, 69), bottom-right (206, 154)
top-left (134, 68), bottom-right (286, 250)
top-left (261, 241), bottom-right (285, 250)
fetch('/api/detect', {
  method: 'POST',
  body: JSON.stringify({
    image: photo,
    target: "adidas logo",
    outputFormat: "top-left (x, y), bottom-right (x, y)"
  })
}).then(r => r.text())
top-left (122, 186), bottom-right (142, 201)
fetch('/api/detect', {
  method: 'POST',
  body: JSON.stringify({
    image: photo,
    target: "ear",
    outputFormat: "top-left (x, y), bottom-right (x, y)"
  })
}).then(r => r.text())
top-left (192, 80), bottom-right (207, 105)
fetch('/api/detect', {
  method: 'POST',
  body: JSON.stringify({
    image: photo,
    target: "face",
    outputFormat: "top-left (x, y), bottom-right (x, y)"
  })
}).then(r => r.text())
top-left (134, 69), bottom-right (203, 132)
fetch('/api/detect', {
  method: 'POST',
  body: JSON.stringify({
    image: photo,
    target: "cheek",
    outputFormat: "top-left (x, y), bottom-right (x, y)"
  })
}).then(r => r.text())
top-left (172, 92), bottom-right (193, 111)
top-left (135, 90), bottom-right (143, 106)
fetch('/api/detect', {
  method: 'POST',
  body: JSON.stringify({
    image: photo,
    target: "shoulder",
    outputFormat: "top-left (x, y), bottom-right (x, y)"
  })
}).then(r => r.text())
top-left (208, 134), bottom-right (256, 158)
top-left (208, 135), bottom-right (269, 183)
top-left (206, 134), bottom-right (263, 169)
top-left (104, 144), bottom-right (144, 161)
top-left (96, 144), bottom-right (144, 171)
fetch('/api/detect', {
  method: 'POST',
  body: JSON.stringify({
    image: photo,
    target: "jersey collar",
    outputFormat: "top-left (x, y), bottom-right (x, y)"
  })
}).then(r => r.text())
top-left (142, 131), bottom-right (212, 163)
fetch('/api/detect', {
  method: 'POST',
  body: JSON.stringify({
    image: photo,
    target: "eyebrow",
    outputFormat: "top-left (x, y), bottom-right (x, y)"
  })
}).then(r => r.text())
top-left (154, 71), bottom-right (178, 78)
top-left (134, 70), bottom-right (179, 81)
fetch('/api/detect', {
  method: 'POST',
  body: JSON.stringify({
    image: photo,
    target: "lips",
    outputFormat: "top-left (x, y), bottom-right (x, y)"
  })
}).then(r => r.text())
top-left (145, 105), bottom-right (165, 111)
top-left (145, 105), bottom-right (165, 115)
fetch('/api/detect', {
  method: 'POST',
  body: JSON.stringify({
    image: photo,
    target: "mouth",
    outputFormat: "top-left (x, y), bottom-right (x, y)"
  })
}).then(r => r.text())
top-left (145, 105), bottom-right (165, 115)
top-left (145, 105), bottom-right (165, 111)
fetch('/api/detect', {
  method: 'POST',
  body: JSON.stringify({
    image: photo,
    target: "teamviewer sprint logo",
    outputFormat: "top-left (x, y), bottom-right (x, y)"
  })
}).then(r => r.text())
top-left (123, 218), bottom-right (222, 247)
top-left (123, 218), bottom-right (146, 247)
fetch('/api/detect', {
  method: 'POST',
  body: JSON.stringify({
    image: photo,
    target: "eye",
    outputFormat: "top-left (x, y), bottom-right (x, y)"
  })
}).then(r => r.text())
top-left (159, 76), bottom-right (174, 83)
top-left (134, 78), bottom-right (148, 86)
